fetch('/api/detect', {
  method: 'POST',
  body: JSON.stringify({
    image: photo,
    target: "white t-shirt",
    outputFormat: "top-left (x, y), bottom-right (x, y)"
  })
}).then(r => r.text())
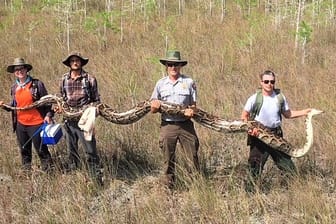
top-left (244, 92), bottom-right (289, 128)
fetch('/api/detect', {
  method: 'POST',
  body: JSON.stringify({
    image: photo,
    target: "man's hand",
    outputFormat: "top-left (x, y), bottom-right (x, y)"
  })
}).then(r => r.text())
top-left (184, 105), bottom-right (197, 118)
top-left (184, 108), bottom-right (194, 118)
top-left (248, 127), bottom-right (259, 137)
top-left (53, 105), bottom-right (63, 114)
top-left (150, 100), bottom-right (161, 113)
top-left (44, 115), bottom-right (53, 124)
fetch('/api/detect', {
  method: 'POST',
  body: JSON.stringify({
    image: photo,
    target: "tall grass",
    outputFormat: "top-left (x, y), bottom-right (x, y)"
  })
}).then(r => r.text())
top-left (0, 1), bottom-right (335, 223)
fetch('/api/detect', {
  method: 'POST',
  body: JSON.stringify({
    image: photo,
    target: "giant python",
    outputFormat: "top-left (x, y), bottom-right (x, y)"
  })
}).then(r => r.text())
top-left (1, 94), bottom-right (323, 158)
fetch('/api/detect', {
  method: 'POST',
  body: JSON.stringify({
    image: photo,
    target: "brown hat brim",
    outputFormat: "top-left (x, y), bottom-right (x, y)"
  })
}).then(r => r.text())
top-left (7, 64), bottom-right (33, 73)
top-left (62, 54), bottom-right (89, 67)
top-left (159, 59), bottom-right (188, 66)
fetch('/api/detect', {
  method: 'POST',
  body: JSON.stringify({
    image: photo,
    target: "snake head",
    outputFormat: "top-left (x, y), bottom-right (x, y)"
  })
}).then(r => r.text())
top-left (310, 109), bottom-right (324, 116)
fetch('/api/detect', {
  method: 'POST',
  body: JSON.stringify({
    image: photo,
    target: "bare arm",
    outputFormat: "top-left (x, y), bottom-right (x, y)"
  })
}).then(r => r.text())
top-left (0, 100), bottom-right (14, 112)
top-left (0, 101), bottom-right (5, 110)
top-left (241, 110), bottom-right (250, 122)
top-left (282, 108), bottom-right (311, 119)
top-left (241, 110), bottom-right (259, 136)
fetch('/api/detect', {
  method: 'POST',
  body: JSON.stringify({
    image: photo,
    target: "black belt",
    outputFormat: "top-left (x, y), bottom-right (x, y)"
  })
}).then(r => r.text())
top-left (267, 126), bottom-right (283, 137)
top-left (64, 117), bottom-right (80, 123)
top-left (161, 120), bottom-right (189, 125)
top-left (267, 126), bottom-right (281, 131)
top-left (255, 122), bottom-right (282, 134)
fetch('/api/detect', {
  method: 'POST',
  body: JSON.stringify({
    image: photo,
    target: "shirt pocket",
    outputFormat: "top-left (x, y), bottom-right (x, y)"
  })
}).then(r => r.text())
top-left (160, 89), bottom-right (171, 101)
top-left (178, 89), bottom-right (190, 96)
top-left (177, 89), bottom-right (191, 104)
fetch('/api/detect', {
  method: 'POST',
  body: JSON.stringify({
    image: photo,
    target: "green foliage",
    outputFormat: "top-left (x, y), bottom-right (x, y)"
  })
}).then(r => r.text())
top-left (11, 0), bottom-right (23, 11)
top-left (83, 10), bottom-right (122, 34)
top-left (41, 0), bottom-right (59, 7)
top-left (84, 16), bottom-right (98, 31)
top-left (99, 11), bottom-right (115, 29)
top-left (234, 0), bottom-right (252, 8)
top-left (234, 0), bottom-right (258, 15)
top-left (157, 15), bottom-right (178, 49)
top-left (298, 21), bottom-right (313, 43)
top-left (144, 0), bottom-right (157, 15)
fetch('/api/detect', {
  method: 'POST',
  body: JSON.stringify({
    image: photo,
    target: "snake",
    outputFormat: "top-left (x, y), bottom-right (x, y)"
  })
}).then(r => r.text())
top-left (1, 94), bottom-right (323, 158)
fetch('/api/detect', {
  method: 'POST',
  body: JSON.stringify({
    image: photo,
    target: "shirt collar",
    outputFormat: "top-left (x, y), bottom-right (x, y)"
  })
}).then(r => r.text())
top-left (164, 74), bottom-right (182, 84)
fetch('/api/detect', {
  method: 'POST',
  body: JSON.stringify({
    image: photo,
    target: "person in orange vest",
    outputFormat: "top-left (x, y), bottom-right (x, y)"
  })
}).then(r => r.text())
top-left (0, 58), bottom-right (54, 173)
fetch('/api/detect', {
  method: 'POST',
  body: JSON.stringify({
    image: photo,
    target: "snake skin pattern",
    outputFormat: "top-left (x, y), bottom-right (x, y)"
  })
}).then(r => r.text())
top-left (1, 94), bottom-right (323, 158)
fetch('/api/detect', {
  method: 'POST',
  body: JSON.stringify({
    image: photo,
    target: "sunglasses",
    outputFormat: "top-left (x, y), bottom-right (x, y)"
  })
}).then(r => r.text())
top-left (14, 67), bottom-right (25, 72)
top-left (263, 80), bottom-right (275, 84)
top-left (166, 63), bottom-right (180, 67)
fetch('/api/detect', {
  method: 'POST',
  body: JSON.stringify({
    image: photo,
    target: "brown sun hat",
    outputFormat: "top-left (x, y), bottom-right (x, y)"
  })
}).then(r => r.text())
top-left (62, 51), bottom-right (89, 67)
top-left (7, 58), bottom-right (33, 73)
top-left (159, 50), bottom-right (188, 66)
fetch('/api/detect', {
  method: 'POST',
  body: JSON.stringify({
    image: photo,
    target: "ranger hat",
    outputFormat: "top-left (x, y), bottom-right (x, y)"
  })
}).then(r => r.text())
top-left (7, 58), bottom-right (33, 73)
top-left (159, 50), bottom-right (188, 66)
top-left (62, 51), bottom-right (89, 67)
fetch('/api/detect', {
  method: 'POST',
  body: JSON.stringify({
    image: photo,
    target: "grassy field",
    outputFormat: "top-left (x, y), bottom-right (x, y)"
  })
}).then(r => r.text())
top-left (0, 1), bottom-right (335, 223)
